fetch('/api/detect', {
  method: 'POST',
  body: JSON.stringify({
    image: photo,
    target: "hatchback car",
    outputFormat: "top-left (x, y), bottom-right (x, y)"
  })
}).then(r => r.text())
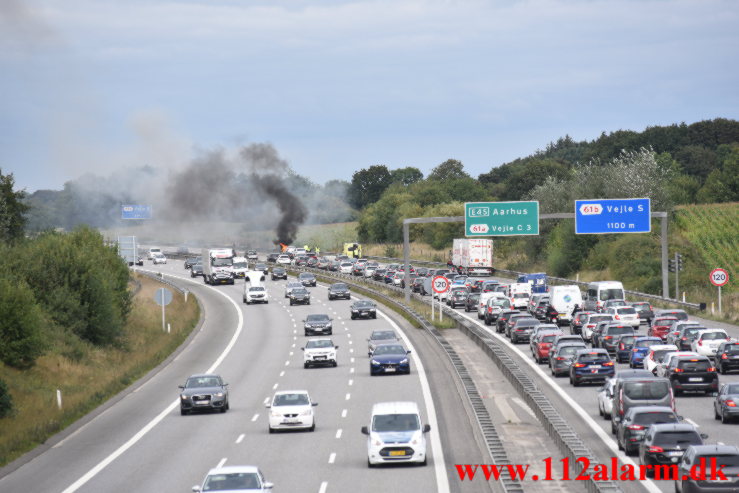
top-left (267, 390), bottom-right (317, 432)
top-left (549, 343), bottom-right (587, 377)
top-left (638, 424), bottom-right (704, 473)
top-left (600, 324), bottom-right (635, 353)
top-left (715, 341), bottom-right (739, 374)
top-left (496, 310), bottom-right (520, 333)
top-left (690, 329), bottom-right (730, 358)
top-left (351, 300), bottom-right (377, 319)
top-left (629, 336), bottom-right (664, 368)
top-left (302, 338), bottom-right (339, 368)
top-left (276, 254), bottom-right (291, 265)
top-left (370, 344), bottom-right (411, 375)
top-left (179, 374), bottom-right (229, 415)
top-left (509, 318), bottom-right (540, 344)
top-left (303, 314), bottom-right (331, 335)
top-left (570, 311), bottom-right (594, 335)
top-left (190, 262), bottom-right (204, 278)
top-left (665, 355), bottom-right (719, 395)
top-left (606, 306), bottom-right (640, 329)
top-left (531, 330), bottom-right (563, 364)
top-left (650, 317), bottom-right (678, 341)
top-left (193, 465), bottom-right (273, 492)
top-left (615, 334), bottom-right (637, 363)
top-left (464, 293), bottom-right (480, 312)
top-left (617, 406), bottom-right (679, 456)
top-left (570, 349), bottom-right (615, 386)
top-left (582, 314), bottom-right (615, 342)
top-left (328, 282), bottom-right (351, 300)
top-left (674, 445), bottom-right (739, 493)
top-left (151, 252), bottom-right (167, 264)
top-left (298, 272), bottom-right (317, 287)
top-left (447, 288), bottom-right (469, 308)
top-left (644, 344), bottom-right (679, 374)
top-left (673, 324), bottom-right (706, 351)
top-left (271, 267), bottom-right (287, 280)
top-left (630, 301), bottom-right (654, 325)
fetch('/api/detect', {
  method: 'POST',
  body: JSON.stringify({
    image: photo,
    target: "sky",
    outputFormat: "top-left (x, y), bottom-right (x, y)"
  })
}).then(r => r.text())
top-left (1, 0), bottom-right (738, 193)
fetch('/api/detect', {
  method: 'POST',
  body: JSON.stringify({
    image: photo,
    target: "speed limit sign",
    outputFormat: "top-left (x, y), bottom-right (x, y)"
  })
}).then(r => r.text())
top-left (710, 268), bottom-right (729, 287)
top-left (432, 276), bottom-right (450, 294)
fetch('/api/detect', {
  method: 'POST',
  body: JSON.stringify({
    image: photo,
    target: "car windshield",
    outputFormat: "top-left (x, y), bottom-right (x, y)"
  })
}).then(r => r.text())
top-left (255, 264), bottom-right (266, 270)
top-left (203, 472), bottom-right (260, 490)
top-left (306, 340), bottom-right (334, 349)
top-left (653, 350), bottom-right (674, 362)
top-left (373, 345), bottom-right (406, 355)
top-left (577, 353), bottom-right (610, 364)
top-left (213, 258), bottom-right (232, 267)
top-left (725, 345), bottom-right (739, 354)
top-left (341, 263), bottom-right (352, 267)
top-left (372, 413), bottom-right (420, 432)
top-left (589, 315), bottom-right (612, 323)
top-left (273, 268), bottom-right (285, 273)
top-left (541, 334), bottom-right (558, 343)
top-left (292, 288), bottom-right (308, 295)
top-left (186, 376), bottom-right (220, 388)
top-left (354, 301), bottom-right (374, 308)
top-left (632, 302), bottom-right (650, 309)
top-left (232, 261), bottom-right (247, 269)
top-left (633, 412), bottom-right (677, 425)
top-left (372, 331), bottom-right (397, 341)
top-left (652, 431), bottom-right (702, 447)
top-left (513, 293), bottom-right (529, 299)
top-left (701, 332), bottom-right (728, 340)
top-left (306, 314), bottom-right (329, 322)
top-left (683, 328), bottom-right (701, 337)
top-left (274, 393), bottom-right (310, 406)
top-left (620, 336), bottom-right (636, 345)
top-left (331, 284), bottom-right (347, 290)
top-left (599, 289), bottom-right (625, 301)
top-left (492, 299), bottom-right (511, 307)
top-left (623, 381), bottom-right (670, 399)
top-left (559, 346), bottom-right (583, 356)
top-left (248, 287), bottom-right (265, 292)
top-left (299, 273), bottom-right (314, 279)
top-left (287, 282), bottom-right (302, 288)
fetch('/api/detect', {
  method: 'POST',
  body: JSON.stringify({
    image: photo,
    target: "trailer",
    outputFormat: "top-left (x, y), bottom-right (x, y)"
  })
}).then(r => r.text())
top-left (451, 239), bottom-right (494, 276)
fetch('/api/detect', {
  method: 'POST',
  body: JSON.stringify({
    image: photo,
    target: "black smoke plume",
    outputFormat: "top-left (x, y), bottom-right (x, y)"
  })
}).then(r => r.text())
top-left (251, 174), bottom-right (307, 245)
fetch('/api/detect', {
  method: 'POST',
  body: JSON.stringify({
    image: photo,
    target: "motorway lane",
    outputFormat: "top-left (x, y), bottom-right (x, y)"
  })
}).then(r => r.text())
top-left (2, 262), bottom-right (464, 493)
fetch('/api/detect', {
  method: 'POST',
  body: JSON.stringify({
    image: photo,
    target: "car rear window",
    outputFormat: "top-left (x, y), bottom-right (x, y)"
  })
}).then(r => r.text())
top-left (541, 334), bottom-right (558, 343)
top-left (694, 454), bottom-right (739, 468)
top-left (619, 336), bottom-right (636, 345)
top-left (607, 326), bottom-right (633, 335)
top-left (725, 345), bottom-right (739, 354)
top-left (633, 412), bottom-right (677, 425)
top-left (559, 346), bottom-right (582, 356)
top-left (513, 293), bottom-right (529, 299)
top-left (653, 350), bottom-right (673, 362)
top-left (677, 359), bottom-right (712, 371)
top-left (661, 311), bottom-right (688, 321)
top-left (589, 315), bottom-right (612, 323)
top-left (652, 431), bottom-right (702, 447)
top-left (578, 353), bottom-right (610, 364)
top-left (632, 302), bottom-right (650, 309)
top-left (701, 331), bottom-right (728, 340)
top-left (623, 381), bottom-right (670, 399)
top-left (617, 307), bottom-right (637, 315)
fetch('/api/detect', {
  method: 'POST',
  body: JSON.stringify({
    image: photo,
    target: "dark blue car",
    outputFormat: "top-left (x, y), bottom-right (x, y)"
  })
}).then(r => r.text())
top-left (569, 349), bottom-right (614, 386)
top-left (629, 336), bottom-right (663, 368)
top-left (370, 343), bottom-right (411, 375)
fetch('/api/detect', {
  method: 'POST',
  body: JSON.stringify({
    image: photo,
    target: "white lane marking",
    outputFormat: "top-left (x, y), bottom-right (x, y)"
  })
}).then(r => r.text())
top-left (289, 351), bottom-right (294, 356)
top-left (291, 343), bottom-right (295, 348)
top-left (61, 270), bottom-right (245, 493)
top-left (377, 306), bottom-right (450, 492)
top-left (341, 409), bottom-right (347, 418)
top-left (337, 316), bottom-right (342, 320)
top-left (279, 371), bottom-right (285, 377)
top-left (335, 429), bottom-right (342, 439)
top-left (263, 397), bottom-right (270, 405)
top-left (217, 457), bottom-right (227, 468)
top-left (453, 308), bottom-right (662, 493)
top-left (345, 393), bottom-right (351, 401)
top-left (348, 379), bottom-right (353, 386)
top-left (318, 481), bottom-right (328, 493)
top-left (349, 348), bottom-right (354, 353)
top-left (350, 357), bottom-right (355, 363)
top-left (350, 367), bottom-right (355, 374)
top-left (328, 452), bottom-right (336, 464)
top-left (236, 434), bottom-right (245, 444)
top-left (251, 413), bottom-right (259, 422)
top-left (285, 361), bottom-right (290, 366)
top-left (273, 383), bottom-right (279, 390)
top-left (719, 441), bottom-right (725, 445)
top-left (511, 397), bottom-right (538, 420)
top-left (685, 418), bottom-right (699, 428)
top-left (348, 340), bottom-right (352, 345)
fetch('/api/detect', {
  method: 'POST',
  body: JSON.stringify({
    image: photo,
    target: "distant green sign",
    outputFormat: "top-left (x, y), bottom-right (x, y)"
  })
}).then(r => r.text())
top-left (465, 201), bottom-right (539, 236)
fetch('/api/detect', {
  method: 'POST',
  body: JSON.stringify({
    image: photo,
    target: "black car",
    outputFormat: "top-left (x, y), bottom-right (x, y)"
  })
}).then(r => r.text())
top-left (255, 263), bottom-right (269, 275)
top-left (303, 313), bottom-right (332, 335)
top-left (289, 288), bottom-right (311, 306)
top-left (266, 252), bottom-right (280, 263)
top-left (411, 277), bottom-right (425, 293)
top-left (271, 267), bottom-right (287, 280)
top-left (497, 310), bottom-right (520, 334)
top-left (306, 257), bottom-right (319, 268)
top-left (714, 383), bottom-right (739, 423)
top-left (505, 315), bottom-right (537, 339)
top-left (373, 269), bottom-right (387, 282)
top-left (447, 288), bottom-right (469, 308)
top-left (415, 267), bottom-right (429, 277)
top-left (674, 445), bottom-right (739, 493)
top-left (465, 293), bottom-right (480, 312)
top-left (298, 272), bottom-right (317, 287)
top-left (351, 300), bottom-right (377, 319)
top-left (184, 256), bottom-right (201, 269)
top-left (190, 263), bottom-right (203, 278)
top-left (665, 355), bottom-right (719, 395)
top-left (675, 325), bottom-right (706, 351)
top-left (179, 374), bottom-right (229, 415)
top-left (328, 282), bottom-right (350, 300)
top-left (630, 301), bottom-right (654, 324)
top-left (714, 341), bottom-right (739, 374)
top-left (638, 423), bottom-right (704, 473)
top-left (617, 406), bottom-right (679, 456)
top-left (571, 311), bottom-right (594, 335)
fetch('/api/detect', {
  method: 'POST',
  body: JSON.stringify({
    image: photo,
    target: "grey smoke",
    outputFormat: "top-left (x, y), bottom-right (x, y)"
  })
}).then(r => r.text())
top-left (251, 174), bottom-right (307, 245)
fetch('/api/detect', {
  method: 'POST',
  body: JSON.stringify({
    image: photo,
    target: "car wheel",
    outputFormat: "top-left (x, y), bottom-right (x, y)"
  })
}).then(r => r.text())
top-left (572, 376), bottom-right (580, 387)
top-left (268, 426), bottom-right (274, 434)
top-left (671, 381), bottom-right (681, 397)
top-left (310, 422), bottom-right (315, 432)
top-left (307, 301), bottom-right (311, 305)
top-left (226, 402), bottom-right (230, 411)
top-left (367, 459), bottom-right (375, 468)
top-left (715, 405), bottom-right (721, 420)
top-left (372, 314), bottom-right (377, 319)
top-left (617, 439), bottom-right (623, 451)
top-left (351, 315), bottom-right (356, 320)
top-left (180, 408), bottom-right (188, 416)
top-left (304, 331), bottom-right (309, 336)
top-left (221, 406), bottom-right (227, 413)
top-left (304, 362), bottom-right (309, 369)
top-left (333, 362), bottom-right (337, 367)
top-left (550, 366), bottom-right (555, 376)
top-left (598, 402), bottom-right (603, 416)
top-left (722, 410), bottom-right (731, 424)
top-left (720, 363), bottom-right (727, 375)
top-left (290, 301), bottom-right (294, 305)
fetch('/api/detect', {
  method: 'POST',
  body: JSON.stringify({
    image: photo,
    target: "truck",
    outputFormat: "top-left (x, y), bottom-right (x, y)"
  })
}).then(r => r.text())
top-left (451, 239), bottom-right (494, 276)
top-left (548, 285), bottom-right (583, 325)
top-left (202, 248), bottom-right (236, 285)
top-left (517, 272), bottom-right (548, 294)
top-left (343, 243), bottom-right (362, 259)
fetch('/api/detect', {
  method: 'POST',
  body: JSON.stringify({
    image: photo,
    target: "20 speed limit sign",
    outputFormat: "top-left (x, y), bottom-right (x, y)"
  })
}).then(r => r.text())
top-left (710, 268), bottom-right (729, 287)
top-left (432, 276), bottom-right (450, 294)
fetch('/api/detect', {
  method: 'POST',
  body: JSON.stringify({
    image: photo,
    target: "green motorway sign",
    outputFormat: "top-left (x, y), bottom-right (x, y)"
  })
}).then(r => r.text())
top-left (465, 201), bottom-right (539, 236)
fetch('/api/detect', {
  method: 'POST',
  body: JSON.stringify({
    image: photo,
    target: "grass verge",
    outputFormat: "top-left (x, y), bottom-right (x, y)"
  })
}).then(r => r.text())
top-left (0, 273), bottom-right (200, 467)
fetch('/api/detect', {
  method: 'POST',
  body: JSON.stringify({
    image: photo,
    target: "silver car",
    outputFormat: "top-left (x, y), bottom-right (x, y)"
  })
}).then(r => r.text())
top-left (284, 281), bottom-right (303, 298)
top-left (367, 329), bottom-right (399, 356)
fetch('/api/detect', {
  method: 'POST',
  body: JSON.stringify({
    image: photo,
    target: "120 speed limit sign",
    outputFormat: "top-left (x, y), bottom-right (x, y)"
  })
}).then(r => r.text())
top-left (432, 276), bottom-right (450, 294)
top-left (710, 268), bottom-right (729, 287)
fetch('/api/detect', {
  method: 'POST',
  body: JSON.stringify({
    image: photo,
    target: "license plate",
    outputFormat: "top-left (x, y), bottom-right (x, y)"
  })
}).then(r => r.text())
top-left (361, 312), bottom-right (367, 315)
top-left (195, 400), bottom-right (210, 405)
top-left (385, 367), bottom-right (396, 373)
top-left (389, 450), bottom-right (406, 456)
top-left (668, 451), bottom-right (683, 456)
top-left (315, 356), bottom-right (326, 360)
top-left (283, 418), bottom-right (299, 424)
top-left (590, 365), bottom-right (602, 369)
top-left (689, 377), bottom-right (703, 382)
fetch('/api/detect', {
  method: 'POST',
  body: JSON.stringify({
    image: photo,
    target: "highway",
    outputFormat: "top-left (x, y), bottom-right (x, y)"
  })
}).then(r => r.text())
top-left (0, 260), bottom-right (498, 493)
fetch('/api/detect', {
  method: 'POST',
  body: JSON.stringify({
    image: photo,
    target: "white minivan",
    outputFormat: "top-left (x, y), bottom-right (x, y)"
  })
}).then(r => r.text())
top-left (509, 283), bottom-right (532, 310)
top-left (549, 285), bottom-right (583, 325)
top-left (361, 401), bottom-right (430, 467)
top-left (583, 281), bottom-right (625, 312)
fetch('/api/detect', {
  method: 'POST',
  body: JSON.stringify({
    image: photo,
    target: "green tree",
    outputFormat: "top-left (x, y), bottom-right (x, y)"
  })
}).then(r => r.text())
top-left (0, 278), bottom-right (46, 369)
top-left (0, 169), bottom-right (29, 242)
top-left (348, 165), bottom-right (392, 209)
top-left (0, 378), bottom-right (12, 418)
top-left (389, 167), bottom-right (424, 186)
top-left (428, 159), bottom-right (470, 181)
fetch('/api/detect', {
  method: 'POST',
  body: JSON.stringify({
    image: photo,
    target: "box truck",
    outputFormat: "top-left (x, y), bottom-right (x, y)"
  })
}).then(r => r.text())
top-left (451, 239), bottom-right (494, 276)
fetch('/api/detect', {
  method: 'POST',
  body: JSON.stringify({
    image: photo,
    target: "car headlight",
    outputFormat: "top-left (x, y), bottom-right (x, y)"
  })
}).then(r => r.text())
top-left (352, 309), bottom-right (358, 312)
top-left (400, 358), bottom-right (408, 364)
top-left (326, 322), bottom-right (332, 328)
top-left (299, 409), bottom-right (312, 416)
top-left (180, 395), bottom-right (188, 400)
top-left (270, 410), bottom-right (281, 417)
top-left (214, 392), bottom-right (224, 398)
top-left (371, 359), bottom-right (380, 365)
top-left (329, 352), bottom-right (336, 359)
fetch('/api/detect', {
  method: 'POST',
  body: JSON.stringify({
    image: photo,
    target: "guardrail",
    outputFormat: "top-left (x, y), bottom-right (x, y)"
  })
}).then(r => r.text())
top-left (293, 264), bottom-right (623, 493)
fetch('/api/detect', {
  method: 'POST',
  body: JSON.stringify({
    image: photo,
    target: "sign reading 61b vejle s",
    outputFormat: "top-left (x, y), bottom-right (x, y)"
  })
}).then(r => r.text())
top-left (465, 201), bottom-right (539, 237)
top-left (575, 198), bottom-right (651, 234)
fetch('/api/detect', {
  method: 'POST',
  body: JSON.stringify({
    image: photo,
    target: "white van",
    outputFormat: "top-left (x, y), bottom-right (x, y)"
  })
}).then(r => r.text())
top-left (477, 291), bottom-right (507, 319)
top-left (361, 401), bottom-right (430, 467)
top-left (549, 285), bottom-right (583, 324)
top-left (147, 247), bottom-right (161, 260)
top-left (509, 283), bottom-right (532, 310)
top-left (583, 281), bottom-right (625, 312)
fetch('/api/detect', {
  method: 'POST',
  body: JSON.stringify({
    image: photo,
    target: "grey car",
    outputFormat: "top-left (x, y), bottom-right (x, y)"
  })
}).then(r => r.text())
top-left (190, 262), bottom-right (203, 278)
top-left (549, 343), bottom-right (587, 377)
top-left (367, 330), bottom-right (400, 356)
top-left (271, 267), bottom-right (287, 280)
top-left (714, 383), bottom-right (739, 423)
top-left (289, 287), bottom-right (311, 306)
top-left (298, 272), bottom-right (317, 287)
top-left (351, 300), bottom-right (377, 319)
top-left (179, 374), bottom-right (229, 415)
top-left (328, 282), bottom-right (351, 300)
top-left (304, 313), bottom-right (332, 335)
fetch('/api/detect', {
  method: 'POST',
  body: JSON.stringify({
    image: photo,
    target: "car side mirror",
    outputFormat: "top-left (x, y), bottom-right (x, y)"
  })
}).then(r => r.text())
top-left (263, 482), bottom-right (274, 490)
top-left (700, 433), bottom-right (708, 440)
top-left (300, 348), bottom-right (304, 351)
top-left (423, 424), bottom-right (431, 433)
top-left (335, 346), bottom-right (339, 349)
top-left (265, 404), bottom-right (271, 408)
top-left (407, 350), bottom-right (412, 354)
top-left (193, 486), bottom-right (202, 492)
top-left (361, 426), bottom-right (369, 435)
top-left (178, 385), bottom-right (184, 390)
top-left (312, 402), bottom-right (318, 406)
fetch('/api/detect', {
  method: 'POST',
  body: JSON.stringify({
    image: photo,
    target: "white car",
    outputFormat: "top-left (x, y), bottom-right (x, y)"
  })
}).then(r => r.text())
top-left (147, 247), bottom-right (161, 260)
top-left (284, 281), bottom-right (303, 298)
top-left (267, 390), bottom-right (317, 432)
top-left (644, 344), bottom-right (678, 374)
top-left (363, 264), bottom-right (379, 278)
top-left (244, 286), bottom-right (268, 304)
top-left (276, 254), bottom-right (291, 265)
top-left (691, 329), bottom-right (730, 358)
top-left (597, 378), bottom-right (617, 420)
top-left (478, 292), bottom-right (507, 319)
top-left (606, 306), bottom-right (640, 329)
top-left (193, 465), bottom-right (273, 492)
top-left (362, 401), bottom-right (430, 467)
top-left (339, 262), bottom-right (354, 274)
top-left (581, 314), bottom-right (615, 342)
top-left (151, 252), bottom-right (167, 264)
top-left (302, 338), bottom-right (338, 368)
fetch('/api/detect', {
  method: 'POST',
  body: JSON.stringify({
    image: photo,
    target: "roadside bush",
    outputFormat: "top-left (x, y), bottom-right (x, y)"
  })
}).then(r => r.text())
top-left (0, 379), bottom-right (12, 418)
top-left (0, 278), bottom-right (45, 369)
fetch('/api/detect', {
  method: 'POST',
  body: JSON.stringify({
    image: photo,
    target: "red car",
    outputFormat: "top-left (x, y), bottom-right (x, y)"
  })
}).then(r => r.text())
top-left (649, 317), bottom-right (678, 341)
top-left (532, 331), bottom-right (563, 364)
